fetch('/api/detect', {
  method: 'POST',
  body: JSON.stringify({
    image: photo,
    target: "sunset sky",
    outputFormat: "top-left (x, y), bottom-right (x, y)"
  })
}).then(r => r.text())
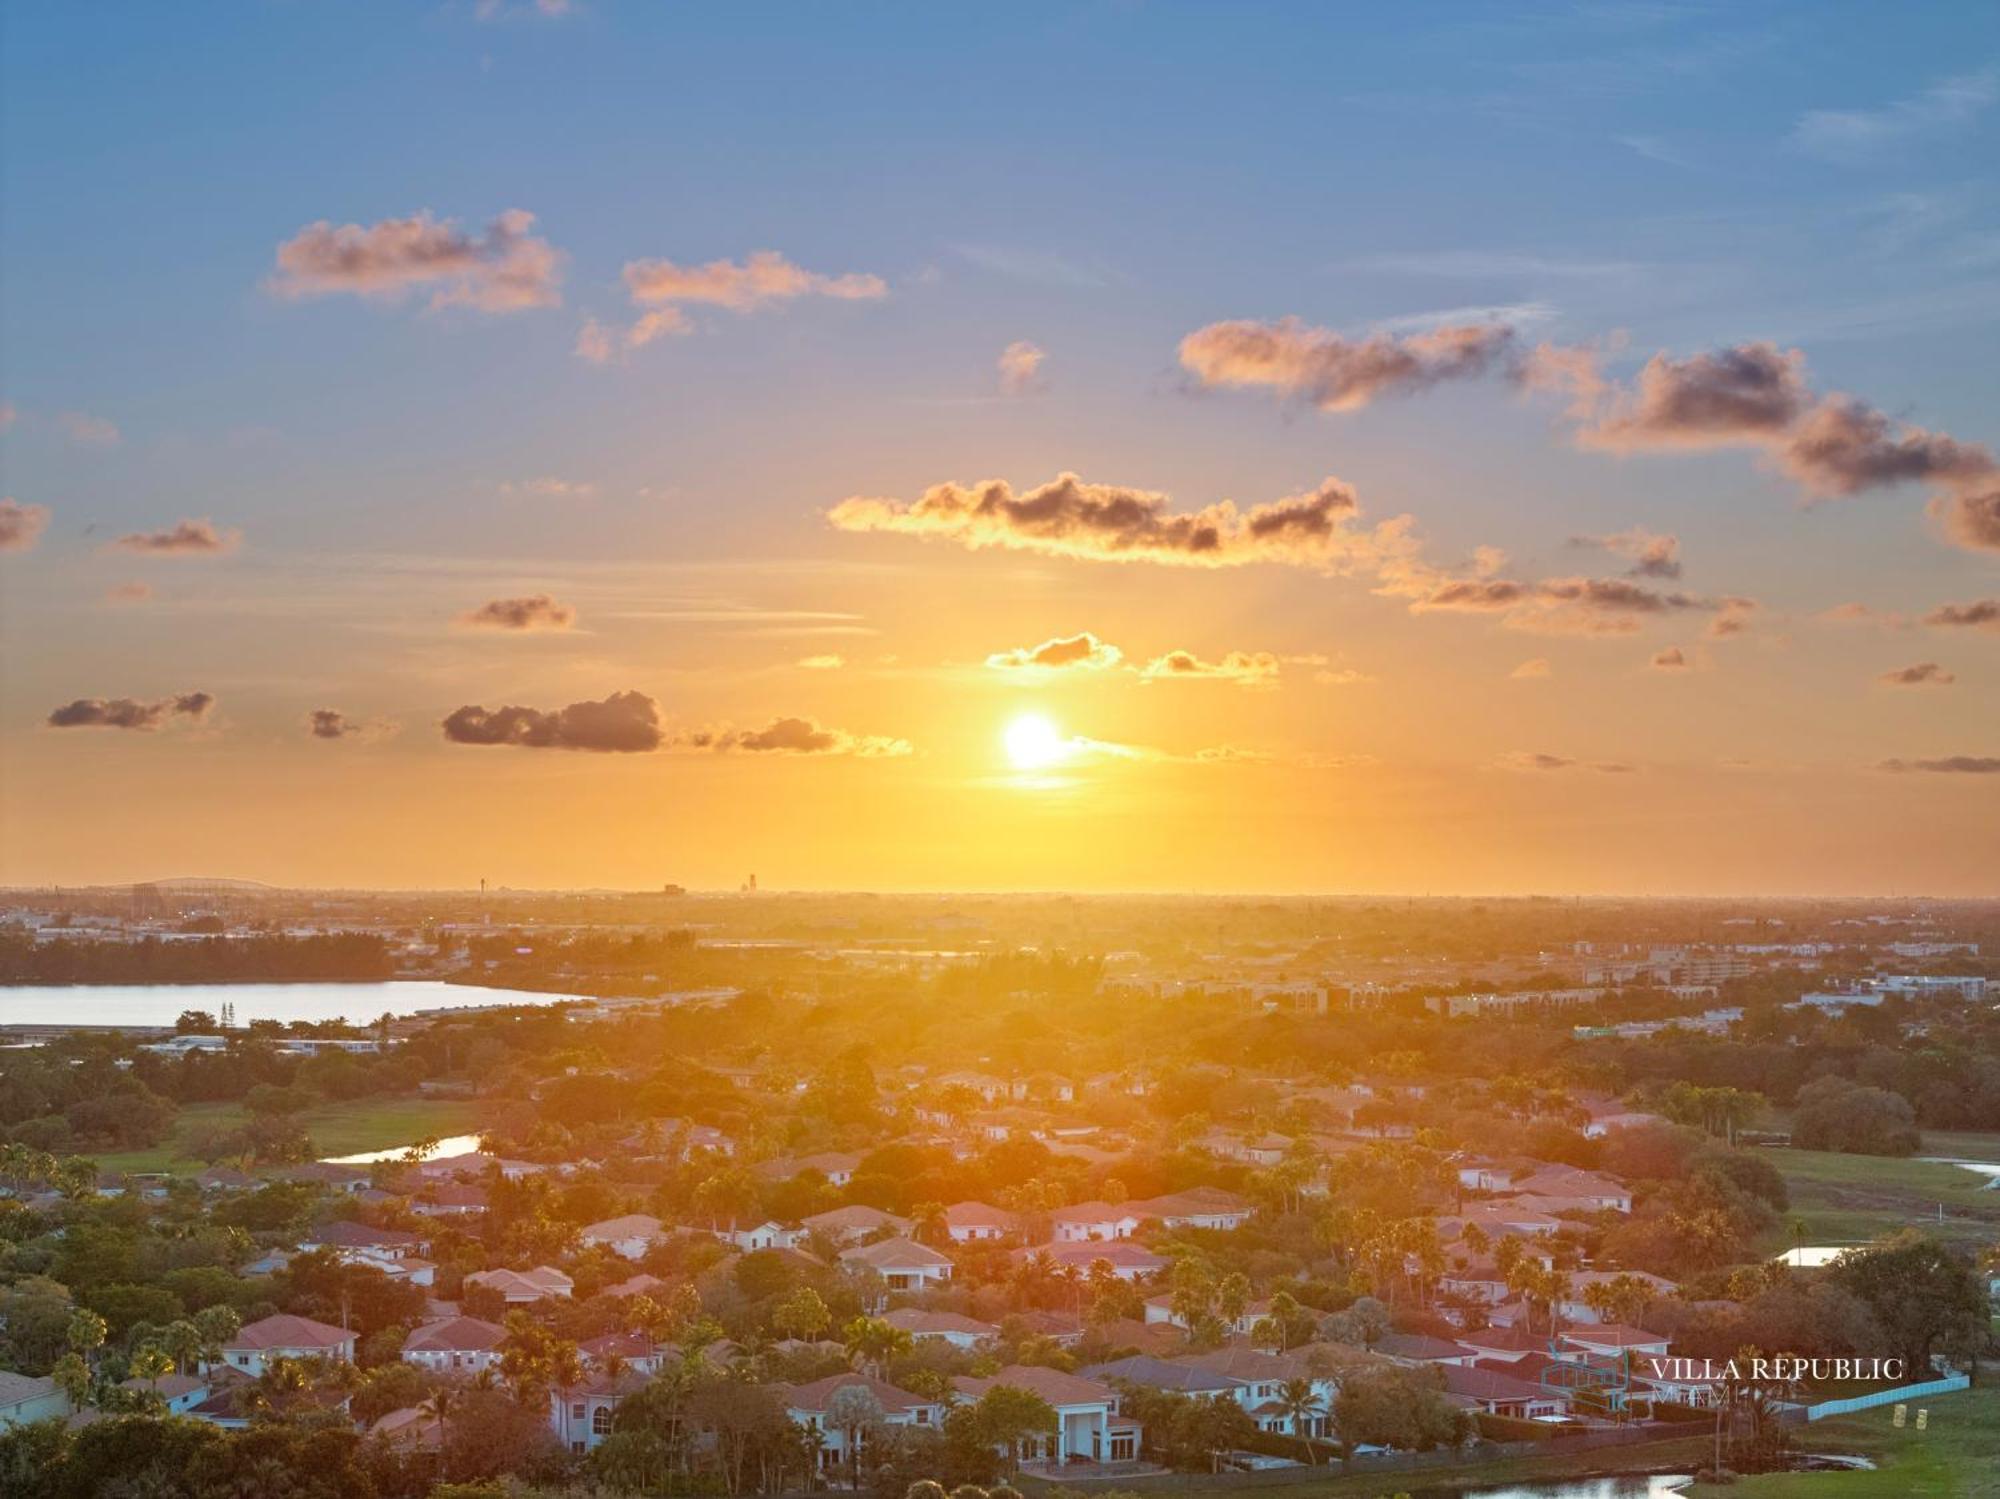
top-left (3, 2), bottom-right (1997, 895)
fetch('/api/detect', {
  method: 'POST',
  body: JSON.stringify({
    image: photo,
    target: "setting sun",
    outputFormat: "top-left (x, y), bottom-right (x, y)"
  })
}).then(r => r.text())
top-left (1003, 713), bottom-right (1071, 771)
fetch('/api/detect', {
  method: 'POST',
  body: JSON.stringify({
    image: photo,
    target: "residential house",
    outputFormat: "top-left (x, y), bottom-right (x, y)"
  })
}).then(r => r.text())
top-left (1132, 1187), bottom-right (1254, 1231)
top-left (579, 1213), bottom-right (670, 1261)
top-left (1557, 1270), bottom-right (1677, 1325)
top-left (1373, 1332), bottom-right (1479, 1368)
top-left (1171, 1348), bottom-right (1340, 1436)
top-left (714, 1219), bottom-right (803, 1252)
top-left (1142, 1293), bottom-right (1273, 1338)
top-left (952, 1366), bottom-right (1140, 1465)
top-left (1510, 1167), bottom-right (1632, 1213)
top-left (1556, 1324), bottom-right (1671, 1359)
top-left (1440, 1363), bottom-right (1573, 1419)
top-left (838, 1236), bottom-right (954, 1292)
top-left (803, 1205), bottom-right (912, 1244)
top-left (881, 1309), bottom-right (997, 1349)
top-left (402, 1316), bottom-right (507, 1375)
top-left (1050, 1201), bottom-right (1146, 1243)
top-left (941, 1200), bottom-right (1018, 1242)
top-left (0, 1372), bottom-right (70, 1428)
top-left (782, 1373), bottom-right (945, 1478)
top-left (120, 1373), bottom-right (211, 1415)
top-left (412, 1182), bottom-right (489, 1218)
top-left (757, 1152), bottom-right (862, 1187)
top-left (194, 1165), bottom-right (257, 1194)
top-left (464, 1265), bottom-right (574, 1304)
top-left (1028, 1241), bottom-right (1168, 1281)
top-left (550, 1368), bottom-right (649, 1455)
top-left (579, 1330), bottom-right (670, 1375)
top-left (218, 1313), bottom-right (356, 1376)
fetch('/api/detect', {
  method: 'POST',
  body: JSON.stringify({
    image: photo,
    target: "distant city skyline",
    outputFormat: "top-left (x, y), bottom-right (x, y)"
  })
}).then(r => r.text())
top-left (3, 3), bottom-right (1998, 894)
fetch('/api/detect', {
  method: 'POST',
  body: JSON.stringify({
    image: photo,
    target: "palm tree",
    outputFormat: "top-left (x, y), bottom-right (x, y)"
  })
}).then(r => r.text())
top-left (421, 1385), bottom-right (456, 1463)
top-left (160, 1319), bottom-right (202, 1375)
top-left (1275, 1376), bottom-right (1323, 1460)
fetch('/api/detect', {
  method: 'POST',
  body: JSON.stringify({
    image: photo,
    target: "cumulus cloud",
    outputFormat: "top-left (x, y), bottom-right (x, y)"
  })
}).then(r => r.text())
top-left (579, 249), bottom-right (886, 359)
top-left (47, 691), bottom-right (212, 731)
top-left (1570, 528), bottom-right (1681, 578)
top-left (1706, 596), bottom-right (1759, 639)
top-left (0, 497), bottom-right (51, 553)
top-left (109, 518), bottom-right (241, 555)
top-left (998, 340), bottom-right (1046, 394)
top-left (269, 208), bottom-right (562, 313)
top-left (1579, 343), bottom-right (1811, 451)
top-left (59, 411), bottom-right (121, 446)
top-left (1925, 598), bottom-right (2000, 632)
top-left (458, 593), bottom-right (577, 631)
top-left (828, 472), bottom-right (1386, 572)
top-left (308, 709), bottom-right (362, 739)
top-left (986, 631), bottom-right (1124, 676)
top-left (1777, 396), bottom-right (1996, 498)
top-left (1878, 755), bottom-right (2000, 774)
top-left (689, 717), bottom-right (912, 757)
top-left (1651, 647), bottom-right (1690, 671)
top-left (1178, 316), bottom-right (1515, 411)
top-left (442, 690), bottom-right (663, 752)
top-left (1534, 340), bottom-right (2000, 556)
top-left (1139, 649), bottom-right (1282, 687)
top-left (1931, 485), bottom-right (2000, 555)
top-left (1510, 576), bottom-right (1718, 637)
top-left (1878, 661), bottom-right (1956, 687)
top-left (1499, 751), bottom-right (1637, 773)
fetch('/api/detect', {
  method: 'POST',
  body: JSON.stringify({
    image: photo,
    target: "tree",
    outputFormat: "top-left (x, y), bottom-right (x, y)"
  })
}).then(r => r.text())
top-left (1791, 1077), bottom-right (1919, 1156)
top-left (497, 1312), bottom-right (582, 1412)
top-left (1275, 1375), bottom-right (1324, 1460)
top-left (50, 1351), bottom-right (91, 1410)
top-left (192, 1304), bottom-right (241, 1370)
top-left (1324, 1295), bottom-right (1390, 1350)
top-left (1332, 1365), bottom-right (1466, 1455)
top-left (973, 1385), bottom-right (1059, 1473)
top-left (844, 1316), bottom-right (911, 1379)
top-left (826, 1382), bottom-right (887, 1491)
top-left (1830, 1232), bottom-right (1988, 1373)
top-left (773, 1285), bottom-right (832, 1342)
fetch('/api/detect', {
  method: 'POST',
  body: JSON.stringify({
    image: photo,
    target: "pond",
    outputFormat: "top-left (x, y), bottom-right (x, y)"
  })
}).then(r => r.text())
top-left (322, 1132), bottom-right (485, 1165)
top-left (1450, 1476), bottom-right (1694, 1498)
top-left (0, 979), bottom-right (587, 1030)
top-left (1919, 1156), bottom-right (2000, 1187)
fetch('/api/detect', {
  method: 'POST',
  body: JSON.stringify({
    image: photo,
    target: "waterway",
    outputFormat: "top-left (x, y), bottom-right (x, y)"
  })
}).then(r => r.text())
top-left (0, 979), bottom-right (586, 1029)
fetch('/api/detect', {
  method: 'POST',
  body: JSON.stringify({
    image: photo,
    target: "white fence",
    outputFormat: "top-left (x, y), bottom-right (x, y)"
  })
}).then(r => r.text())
top-left (1804, 1373), bottom-right (1969, 1421)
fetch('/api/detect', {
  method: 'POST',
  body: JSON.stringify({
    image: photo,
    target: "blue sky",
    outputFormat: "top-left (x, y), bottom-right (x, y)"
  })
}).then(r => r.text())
top-left (2, 2), bottom-right (1996, 893)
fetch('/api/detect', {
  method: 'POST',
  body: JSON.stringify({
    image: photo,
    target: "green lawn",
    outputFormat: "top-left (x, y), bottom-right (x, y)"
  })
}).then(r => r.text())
top-left (1685, 1381), bottom-right (2000, 1498)
top-left (94, 1096), bottom-right (485, 1174)
top-left (1754, 1136), bottom-right (2000, 1253)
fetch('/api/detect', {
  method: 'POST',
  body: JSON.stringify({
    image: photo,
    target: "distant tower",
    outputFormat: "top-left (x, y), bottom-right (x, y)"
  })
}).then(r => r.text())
top-left (747, 873), bottom-right (757, 893)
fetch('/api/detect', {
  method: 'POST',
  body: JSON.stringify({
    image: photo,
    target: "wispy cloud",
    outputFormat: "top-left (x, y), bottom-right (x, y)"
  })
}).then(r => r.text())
top-left (268, 209), bottom-right (563, 313)
top-left (0, 498), bottom-right (51, 553)
top-left (1792, 69), bottom-right (1998, 164)
top-left (109, 518), bottom-right (242, 556)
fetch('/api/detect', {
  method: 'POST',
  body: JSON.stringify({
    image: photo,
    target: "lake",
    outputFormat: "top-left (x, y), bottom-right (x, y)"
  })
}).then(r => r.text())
top-left (1453, 1476), bottom-right (1694, 1498)
top-left (0, 979), bottom-right (588, 1030)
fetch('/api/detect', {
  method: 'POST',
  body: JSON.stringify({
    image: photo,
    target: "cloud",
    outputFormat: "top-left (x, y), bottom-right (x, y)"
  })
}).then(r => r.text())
top-left (986, 631), bottom-right (1124, 676)
top-left (581, 249), bottom-right (886, 359)
top-left (1925, 598), bottom-right (2000, 632)
top-left (1499, 751), bottom-right (1637, 774)
top-left (1535, 340), bottom-right (2000, 555)
top-left (624, 250), bottom-right (884, 311)
top-left (105, 581), bottom-right (152, 604)
top-left (1877, 661), bottom-right (1956, 687)
top-left (1510, 576), bottom-right (1719, 637)
top-left (59, 411), bottom-right (121, 446)
top-left (1570, 527), bottom-right (1681, 578)
top-left (796, 654), bottom-right (846, 670)
top-left (46, 691), bottom-right (212, 731)
top-left (1878, 755), bottom-right (2000, 774)
top-left (308, 709), bottom-right (362, 740)
top-left (457, 593), bottom-right (577, 631)
top-left (1817, 601), bottom-right (1908, 628)
top-left (475, 0), bottom-right (573, 18)
top-left (1139, 649), bottom-right (1282, 687)
top-left (1179, 316), bottom-right (1516, 411)
top-left (1706, 596), bottom-right (1759, 639)
top-left (442, 690), bottom-right (663, 752)
top-left (1578, 342), bottom-right (1811, 451)
top-left (503, 476), bottom-right (597, 500)
top-left (692, 717), bottom-right (912, 757)
top-left (1651, 646), bottom-right (1690, 671)
top-left (1792, 70), bottom-right (1998, 163)
top-left (0, 498), bottom-right (51, 553)
top-left (1930, 484), bottom-right (2000, 555)
top-left (1510, 658), bottom-right (1552, 679)
top-left (829, 472), bottom-right (1385, 572)
top-left (109, 518), bottom-right (241, 555)
top-left (1776, 396), bottom-right (1997, 498)
top-left (268, 208), bottom-right (562, 313)
top-left (998, 340), bottom-right (1046, 395)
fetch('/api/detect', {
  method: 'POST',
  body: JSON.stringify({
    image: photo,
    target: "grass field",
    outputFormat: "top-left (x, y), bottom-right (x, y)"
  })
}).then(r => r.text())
top-left (1753, 1129), bottom-right (2000, 1254)
top-left (94, 1096), bottom-right (485, 1173)
top-left (1684, 1381), bottom-right (2000, 1498)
